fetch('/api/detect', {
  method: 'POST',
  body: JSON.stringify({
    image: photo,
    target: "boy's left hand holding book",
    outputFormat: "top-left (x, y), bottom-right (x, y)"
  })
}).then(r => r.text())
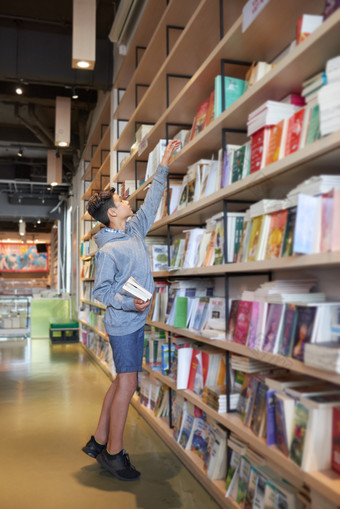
top-left (134, 298), bottom-right (151, 312)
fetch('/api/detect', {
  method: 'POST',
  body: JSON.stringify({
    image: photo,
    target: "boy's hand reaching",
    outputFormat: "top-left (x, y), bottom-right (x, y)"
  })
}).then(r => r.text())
top-left (161, 139), bottom-right (182, 167)
top-left (134, 298), bottom-right (151, 312)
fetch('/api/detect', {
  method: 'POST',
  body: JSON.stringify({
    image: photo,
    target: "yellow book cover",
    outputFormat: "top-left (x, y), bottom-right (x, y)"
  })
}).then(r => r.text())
top-left (247, 216), bottom-right (263, 262)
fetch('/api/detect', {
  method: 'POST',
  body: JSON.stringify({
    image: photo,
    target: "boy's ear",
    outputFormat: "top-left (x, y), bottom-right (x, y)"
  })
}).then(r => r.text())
top-left (107, 207), bottom-right (117, 218)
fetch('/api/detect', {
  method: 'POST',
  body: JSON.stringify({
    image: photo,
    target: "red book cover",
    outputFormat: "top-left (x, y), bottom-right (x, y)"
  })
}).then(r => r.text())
top-left (250, 127), bottom-right (270, 174)
top-left (265, 119), bottom-right (287, 166)
top-left (233, 300), bottom-right (253, 345)
top-left (203, 90), bottom-right (215, 129)
top-left (187, 348), bottom-right (200, 392)
top-left (284, 108), bottom-right (305, 156)
top-left (190, 97), bottom-right (210, 141)
top-left (332, 407), bottom-right (340, 475)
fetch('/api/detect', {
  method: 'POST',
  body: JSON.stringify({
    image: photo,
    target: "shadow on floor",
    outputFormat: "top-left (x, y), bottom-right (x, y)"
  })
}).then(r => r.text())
top-left (74, 451), bottom-right (195, 508)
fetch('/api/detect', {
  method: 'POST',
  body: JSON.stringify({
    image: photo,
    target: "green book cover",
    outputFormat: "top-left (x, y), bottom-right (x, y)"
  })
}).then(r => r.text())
top-left (290, 401), bottom-right (309, 467)
top-left (231, 145), bottom-right (246, 183)
top-left (306, 105), bottom-right (320, 146)
top-left (174, 296), bottom-right (188, 328)
top-left (281, 206), bottom-right (297, 258)
top-left (236, 456), bottom-right (251, 505)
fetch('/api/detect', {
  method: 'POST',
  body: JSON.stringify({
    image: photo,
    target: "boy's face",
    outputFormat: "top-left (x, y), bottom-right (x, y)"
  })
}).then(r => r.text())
top-left (112, 193), bottom-right (133, 219)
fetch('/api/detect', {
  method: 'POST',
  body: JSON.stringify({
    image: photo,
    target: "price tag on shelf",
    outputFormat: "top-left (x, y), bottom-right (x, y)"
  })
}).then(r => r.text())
top-left (138, 136), bottom-right (148, 156)
top-left (242, 0), bottom-right (270, 32)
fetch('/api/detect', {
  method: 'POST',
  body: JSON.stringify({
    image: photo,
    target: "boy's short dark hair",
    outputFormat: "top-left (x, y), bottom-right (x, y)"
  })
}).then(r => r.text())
top-left (87, 187), bottom-right (117, 227)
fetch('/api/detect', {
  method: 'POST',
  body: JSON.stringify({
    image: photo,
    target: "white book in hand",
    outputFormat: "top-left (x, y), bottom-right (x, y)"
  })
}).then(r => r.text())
top-left (122, 276), bottom-right (152, 302)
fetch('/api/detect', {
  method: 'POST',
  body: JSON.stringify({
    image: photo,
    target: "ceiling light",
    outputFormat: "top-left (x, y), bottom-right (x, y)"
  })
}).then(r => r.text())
top-left (16, 86), bottom-right (23, 95)
top-left (37, 219), bottom-right (41, 224)
top-left (72, 0), bottom-right (96, 70)
top-left (19, 221), bottom-right (26, 236)
top-left (47, 150), bottom-right (62, 186)
top-left (17, 149), bottom-right (23, 157)
top-left (72, 87), bottom-right (79, 99)
top-left (55, 96), bottom-right (71, 147)
top-left (76, 61), bottom-right (91, 69)
top-left (19, 218), bottom-right (23, 223)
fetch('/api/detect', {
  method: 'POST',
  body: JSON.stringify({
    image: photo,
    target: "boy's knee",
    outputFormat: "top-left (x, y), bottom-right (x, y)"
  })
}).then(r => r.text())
top-left (117, 372), bottom-right (137, 395)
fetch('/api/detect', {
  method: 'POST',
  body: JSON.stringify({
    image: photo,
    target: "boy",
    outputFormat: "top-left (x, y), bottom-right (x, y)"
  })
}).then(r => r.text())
top-left (82, 139), bottom-right (181, 481)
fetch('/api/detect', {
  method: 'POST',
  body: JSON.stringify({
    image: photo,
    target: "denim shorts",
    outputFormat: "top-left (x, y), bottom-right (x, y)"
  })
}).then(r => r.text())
top-left (108, 325), bottom-right (145, 374)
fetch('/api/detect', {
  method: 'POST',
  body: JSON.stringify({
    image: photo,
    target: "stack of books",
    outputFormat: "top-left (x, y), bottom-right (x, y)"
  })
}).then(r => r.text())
top-left (318, 55), bottom-right (340, 135)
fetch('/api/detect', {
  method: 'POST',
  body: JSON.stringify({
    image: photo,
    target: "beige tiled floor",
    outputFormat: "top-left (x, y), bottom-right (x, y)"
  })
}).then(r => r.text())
top-left (0, 338), bottom-right (220, 509)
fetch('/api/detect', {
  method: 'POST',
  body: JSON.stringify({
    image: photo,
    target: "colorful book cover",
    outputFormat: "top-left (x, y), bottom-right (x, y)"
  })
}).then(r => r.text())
top-left (278, 304), bottom-right (298, 356)
top-left (233, 300), bottom-right (253, 345)
top-left (250, 381), bottom-right (268, 436)
top-left (263, 481), bottom-right (277, 509)
top-left (226, 300), bottom-right (240, 340)
top-left (266, 390), bottom-right (277, 446)
top-left (290, 401), bottom-right (309, 467)
top-left (173, 296), bottom-right (188, 328)
top-left (221, 148), bottom-right (232, 188)
top-left (214, 75), bottom-right (245, 118)
top-left (225, 450), bottom-right (241, 491)
top-left (244, 377), bottom-right (261, 427)
top-left (213, 218), bottom-right (224, 265)
top-left (285, 108), bottom-right (305, 155)
top-left (236, 457), bottom-right (251, 506)
top-left (293, 194), bottom-right (319, 255)
top-left (247, 215), bottom-right (263, 261)
top-left (203, 90), bottom-right (215, 129)
top-left (332, 407), bottom-right (340, 475)
top-left (247, 301), bottom-right (260, 349)
top-left (187, 348), bottom-right (200, 392)
top-left (265, 209), bottom-right (288, 259)
top-left (191, 418), bottom-right (210, 460)
top-left (190, 97), bottom-right (210, 141)
top-left (281, 206), bottom-right (297, 257)
top-left (236, 373), bottom-right (251, 419)
top-left (250, 127), bottom-right (270, 174)
top-left (244, 466), bottom-right (259, 509)
top-left (265, 118), bottom-right (287, 165)
top-left (274, 395), bottom-right (289, 456)
top-left (320, 190), bottom-right (334, 253)
top-left (262, 303), bottom-right (284, 353)
top-left (231, 145), bottom-right (246, 183)
top-left (306, 104), bottom-right (320, 145)
top-left (291, 305), bottom-right (317, 361)
top-left (253, 474), bottom-right (266, 509)
top-left (233, 216), bottom-right (245, 262)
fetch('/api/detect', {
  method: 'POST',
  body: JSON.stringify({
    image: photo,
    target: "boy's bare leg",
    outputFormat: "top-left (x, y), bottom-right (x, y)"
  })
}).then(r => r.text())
top-left (94, 377), bottom-right (118, 444)
top-left (106, 372), bottom-right (137, 454)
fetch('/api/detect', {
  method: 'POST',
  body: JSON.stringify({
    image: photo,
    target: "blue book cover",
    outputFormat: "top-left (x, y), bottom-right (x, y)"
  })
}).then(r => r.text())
top-left (214, 75), bottom-right (245, 118)
top-left (293, 194), bottom-right (320, 254)
top-left (266, 390), bottom-right (276, 446)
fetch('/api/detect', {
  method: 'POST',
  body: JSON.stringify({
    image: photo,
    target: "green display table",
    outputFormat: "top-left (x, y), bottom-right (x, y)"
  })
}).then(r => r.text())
top-left (31, 298), bottom-right (71, 339)
top-left (49, 319), bottom-right (79, 343)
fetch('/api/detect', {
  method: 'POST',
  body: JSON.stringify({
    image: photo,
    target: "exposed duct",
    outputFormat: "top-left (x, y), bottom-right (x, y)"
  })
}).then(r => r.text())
top-left (109, 0), bottom-right (143, 45)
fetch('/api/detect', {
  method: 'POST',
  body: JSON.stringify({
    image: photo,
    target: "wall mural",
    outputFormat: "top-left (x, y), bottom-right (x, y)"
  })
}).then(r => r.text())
top-left (0, 243), bottom-right (48, 272)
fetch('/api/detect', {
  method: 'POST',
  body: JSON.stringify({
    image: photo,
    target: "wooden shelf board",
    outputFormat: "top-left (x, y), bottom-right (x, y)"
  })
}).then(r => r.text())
top-left (131, 395), bottom-right (236, 509)
top-left (152, 252), bottom-right (340, 277)
top-left (82, 152), bottom-right (111, 200)
top-left (81, 211), bottom-right (92, 221)
top-left (79, 319), bottom-right (108, 341)
top-left (147, 129), bottom-right (340, 235)
top-left (146, 320), bottom-right (340, 385)
top-left (305, 469), bottom-right (340, 505)
top-left (80, 277), bottom-right (95, 282)
top-left (83, 126), bottom-right (111, 181)
top-left (80, 298), bottom-right (106, 310)
top-left (127, 177), bottom-right (152, 210)
top-left (80, 343), bottom-right (113, 381)
top-left (82, 223), bottom-right (102, 241)
top-left (114, 0), bottom-right (214, 128)
top-left (113, 0), bottom-right (168, 90)
top-left (82, 94), bottom-right (111, 162)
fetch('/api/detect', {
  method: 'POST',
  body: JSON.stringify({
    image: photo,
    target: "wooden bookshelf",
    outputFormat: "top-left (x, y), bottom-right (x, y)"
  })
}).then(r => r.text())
top-left (79, 319), bottom-right (108, 341)
top-left (78, 0), bottom-right (340, 505)
top-left (80, 342), bottom-right (113, 380)
top-left (80, 298), bottom-right (106, 310)
top-left (130, 394), bottom-right (237, 509)
top-left (146, 320), bottom-right (340, 385)
top-left (142, 364), bottom-right (340, 504)
top-left (81, 151), bottom-right (111, 201)
top-left (82, 96), bottom-right (111, 166)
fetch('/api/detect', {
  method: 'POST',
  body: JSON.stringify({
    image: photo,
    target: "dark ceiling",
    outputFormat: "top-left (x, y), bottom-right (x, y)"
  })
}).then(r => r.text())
top-left (0, 0), bottom-right (120, 233)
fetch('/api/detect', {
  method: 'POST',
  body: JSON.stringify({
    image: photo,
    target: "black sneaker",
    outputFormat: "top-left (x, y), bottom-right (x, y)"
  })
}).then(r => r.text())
top-left (82, 436), bottom-right (106, 458)
top-left (97, 449), bottom-right (141, 481)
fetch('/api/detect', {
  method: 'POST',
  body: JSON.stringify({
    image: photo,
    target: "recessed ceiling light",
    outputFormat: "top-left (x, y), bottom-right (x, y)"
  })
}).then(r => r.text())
top-left (57, 141), bottom-right (68, 147)
top-left (17, 149), bottom-right (23, 157)
top-left (77, 61), bottom-right (90, 69)
top-left (16, 87), bottom-right (23, 95)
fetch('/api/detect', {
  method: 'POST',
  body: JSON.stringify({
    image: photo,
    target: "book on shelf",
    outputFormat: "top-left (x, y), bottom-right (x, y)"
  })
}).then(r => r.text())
top-left (332, 406), bottom-right (340, 475)
top-left (189, 96), bottom-right (211, 141)
top-left (244, 61), bottom-right (273, 92)
top-left (122, 276), bottom-right (152, 302)
top-left (214, 75), bottom-right (245, 118)
top-left (296, 14), bottom-right (323, 44)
